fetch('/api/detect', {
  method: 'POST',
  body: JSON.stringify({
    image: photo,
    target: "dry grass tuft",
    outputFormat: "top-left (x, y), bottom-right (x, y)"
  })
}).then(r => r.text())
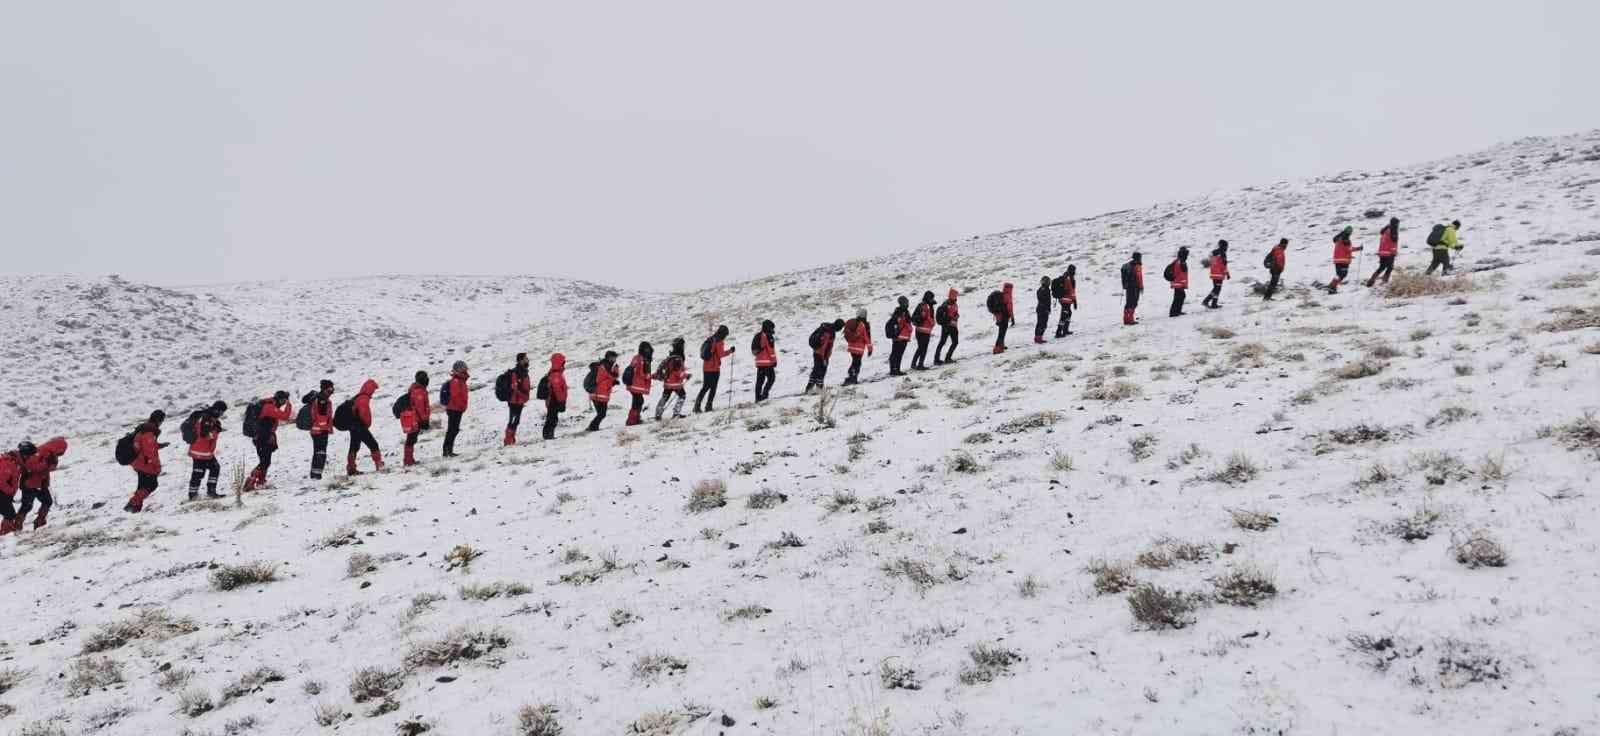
top-left (1229, 508), bottom-right (1278, 531)
top-left (1541, 411), bottom-right (1600, 452)
top-left (1198, 325), bottom-right (1236, 340)
top-left (1082, 380), bottom-right (1142, 401)
top-left (1538, 304), bottom-right (1600, 332)
top-left (348, 666), bottom-right (403, 703)
top-left (1201, 451), bottom-right (1260, 484)
top-left (1451, 529), bottom-right (1508, 569)
top-left (1383, 270), bottom-right (1476, 299)
top-left (1333, 359), bottom-right (1387, 380)
top-left (516, 703), bottom-right (563, 736)
top-left (67, 657), bottom-right (125, 694)
top-left (1086, 558), bottom-right (1137, 594)
top-left (1212, 566), bottom-right (1278, 606)
top-left (210, 561), bottom-right (278, 591)
top-left (881, 558), bottom-right (941, 591)
top-left (686, 479), bottom-right (728, 512)
top-left (403, 627), bottom-right (511, 669)
top-left (630, 653), bottom-right (689, 679)
top-left (81, 607), bottom-right (198, 653)
top-left (1127, 585), bottom-right (1197, 630)
top-left (996, 410), bottom-right (1059, 434)
top-left (958, 643), bottom-right (1023, 685)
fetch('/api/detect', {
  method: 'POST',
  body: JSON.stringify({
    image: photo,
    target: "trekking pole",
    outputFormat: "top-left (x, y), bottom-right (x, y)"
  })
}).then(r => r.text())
top-left (725, 358), bottom-right (733, 410)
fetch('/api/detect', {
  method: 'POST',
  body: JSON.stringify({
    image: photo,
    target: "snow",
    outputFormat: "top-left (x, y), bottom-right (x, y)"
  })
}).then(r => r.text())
top-left (2, 130), bottom-right (1599, 735)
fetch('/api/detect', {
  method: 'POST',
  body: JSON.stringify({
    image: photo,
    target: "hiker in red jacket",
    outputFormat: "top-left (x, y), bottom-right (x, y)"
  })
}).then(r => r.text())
top-left (624, 342), bottom-right (654, 426)
top-left (441, 361), bottom-right (469, 457)
top-left (307, 380), bottom-right (335, 479)
top-left (1165, 247), bottom-right (1190, 317)
top-left (843, 310), bottom-right (874, 384)
top-left (244, 391), bottom-right (293, 491)
top-left (543, 353), bottom-right (569, 440)
top-left (887, 296), bottom-right (913, 375)
top-left (1263, 239), bottom-right (1288, 300)
top-left (694, 326), bottom-right (734, 413)
top-left (0, 447), bottom-right (22, 535)
top-left (911, 291), bottom-right (937, 369)
top-left (1053, 266), bottom-right (1078, 337)
top-left (991, 282), bottom-right (1016, 352)
top-left (16, 437), bottom-right (67, 529)
top-left (752, 321), bottom-right (778, 401)
top-left (505, 354), bottom-right (533, 444)
top-left (185, 401), bottom-right (228, 500)
top-left (1121, 254), bottom-right (1144, 325)
top-left (806, 319), bottom-right (844, 392)
top-left (934, 290), bottom-right (959, 363)
top-left (1366, 218), bottom-right (1399, 287)
top-left (124, 410), bottom-right (167, 513)
top-left (1327, 226), bottom-right (1362, 294)
top-left (1201, 240), bottom-right (1230, 309)
top-left (654, 339), bottom-right (690, 420)
top-left (586, 351), bottom-right (621, 431)
top-left (400, 372), bottom-right (430, 466)
top-left (347, 379), bottom-right (383, 475)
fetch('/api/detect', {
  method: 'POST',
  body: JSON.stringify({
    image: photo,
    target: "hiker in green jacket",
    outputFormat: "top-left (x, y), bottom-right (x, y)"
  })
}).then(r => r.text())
top-left (1426, 220), bottom-right (1462, 276)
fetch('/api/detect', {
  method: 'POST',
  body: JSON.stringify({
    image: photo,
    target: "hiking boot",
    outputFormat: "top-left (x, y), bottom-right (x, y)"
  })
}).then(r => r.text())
top-left (206, 490), bottom-right (224, 499)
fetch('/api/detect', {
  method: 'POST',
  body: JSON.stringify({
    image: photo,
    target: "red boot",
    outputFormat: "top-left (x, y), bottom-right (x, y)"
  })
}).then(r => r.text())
top-left (403, 444), bottom-right (416, 467)
top-left (371, 450), bottom-right (385, 473)
top-left (0, 517), bottom-right (16, 536)
top-left (625, 408), bottom-right (641, 427)
top-left (1033, 336), bottom-right (1045, 344)
top-left (124, 488), bottom-right (151, 513)
top-left (503, 428), bottom-right (516, 446)
top-left (346, 452), bottom-right (362, 476)
top-left (32, 509), bottom-right (48, 529)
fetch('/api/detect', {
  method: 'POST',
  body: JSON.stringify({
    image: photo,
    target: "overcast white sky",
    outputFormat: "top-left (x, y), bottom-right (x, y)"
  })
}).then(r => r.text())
top-left (3, 1), bottom-right (1597, 291)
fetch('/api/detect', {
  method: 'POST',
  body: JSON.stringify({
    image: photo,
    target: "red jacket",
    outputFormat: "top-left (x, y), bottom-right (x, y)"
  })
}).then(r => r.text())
top-left (1208, 255), bottom-right (1229, 281)
top-left (1169, 259), bottom-right (1189, 289)
top-left (188, 415), bottom-right (222, 461)
top-left (1378, 227), bottom-right (1398, 257)
top-left (0, 452), bottom-right (19, 497)
top-left (1333, 236), bottom-right (1360, 265)
top-left (942, 299), bottom-right (961, 327)
top-left (702, 339), bottom-right (733, 373)
top-left (1001, 283), bottom-right (1015, 320)
top-left (753, 332), bottom-right (777, 368)
top-left (590, 361), bottom-right (620, 403)
top-left (408, 383), bottom-right (431, 426)
top-left (509, 369), bottom-right (532, 406)
top-left (844, 318), bottom-right (874, 356)
top-left (353, 379), bottom-right (379, 428)
top-left (657, 355), bottom-right (689, 391)
top-left (256, 397), bottom-right (293, 448)
top-left (132, 423), bottom-right (162, 475)
top-left (894, 309), bottom-right (914, 341)
top-left (813, 326), bottom-right (836, 359)
top-left (1057, 280), bottom-right (1076, 306)
top-left (22, 437), bottom-right (67, 489)
top-left (309, 394), bottom-right (334, 435)
top-left (913, 303), bottom-right (935, 335)
top-left (626, 354), bottom-right (652, 395)
top-left (547, 354), bottom-right (569, 406)
top-left (1268, 245), bottom-right (1287, 272)
top-left (445, 371), bottom-right (470, 412)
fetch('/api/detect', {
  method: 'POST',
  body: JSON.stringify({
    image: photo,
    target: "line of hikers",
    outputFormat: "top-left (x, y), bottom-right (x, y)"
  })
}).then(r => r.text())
top-left (13, 219), bottom-right (1464, 519)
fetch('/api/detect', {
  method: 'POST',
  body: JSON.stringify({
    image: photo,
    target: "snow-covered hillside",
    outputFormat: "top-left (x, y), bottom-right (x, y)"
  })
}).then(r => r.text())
top-left (3, 130), bottom-right (1599, 735)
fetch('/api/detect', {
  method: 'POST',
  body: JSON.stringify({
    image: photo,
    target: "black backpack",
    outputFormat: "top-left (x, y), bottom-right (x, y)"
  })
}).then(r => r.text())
top-left (181, 410), bottom-right (204, 445)
top-left (1050, 277), bottom-right (1066, 300)
top-left (392, 393), bottom-right (411, 419)
top-left (294, 403), bottom-right (313, 431)
top-left (883, 312), bottom-right (900, 337)
top-left (1263, 250), bottom-right (1275, 270)
top-left (535, 375), bottom-right (550, 401)
top-left (582, 365), bottom-right (599, 394)
top-left (114, 431), bottom-right (137, 466)
top-left (1162, 262), bottom-right (1176, 282)
top-left (700, 338), bottom-right (714, 362)
top-left (621, 363), bottom-right (635, 387)
top-left (438, 380), bottom-right (451, 407)
top-left (986, 290), bottom-right (1004, 314)
top-left (241, 401), bottom-right (261, 439)
top-left (750, 332), bottom-right (763, 353)
top-left (1426, 224), bottom-right (1446, 246)
top-left (332, 399), bottom-right (355, 432)
top-left (936, 303), bottom-right (951, 327)
top-left (809, 325), bottom-right (825, 350)
top-left (494, 370), bottom-right (512, 402)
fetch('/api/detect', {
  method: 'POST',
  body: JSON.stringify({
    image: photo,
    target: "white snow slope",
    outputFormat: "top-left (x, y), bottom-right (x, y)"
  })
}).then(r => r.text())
top-left (3, 130), bottom-right (1600, 736)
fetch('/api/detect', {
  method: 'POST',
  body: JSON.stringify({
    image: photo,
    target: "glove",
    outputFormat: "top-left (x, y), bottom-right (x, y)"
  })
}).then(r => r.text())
top-left (157, 442), bottom-right (170, 449)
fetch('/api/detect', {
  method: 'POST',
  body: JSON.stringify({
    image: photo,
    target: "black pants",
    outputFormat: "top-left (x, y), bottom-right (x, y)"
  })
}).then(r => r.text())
top-left (1264, 270), bottom-right (1282, 299)
top-left (1169, 288), bottom-right (1186, 317)
top-left (1055, 303), bottom-right (1072, 337)
top-left (0, 494), bottom-right (14, 523)
top-left (443, 410), bottom-right (463, 456)
top-left (1331, 263), bottom-right (1350, 286)
top-left (995, 319), bottom-right (1009, 348)
top-left (507, 403), bottom-right (524, 430)
top-left (755, 366), bottom-right (775, 400)
top-left (1034, 309), bottom-right (1050, 339)
top-left (1124, 291), bottom-right (1140, 317)
top-left (845, 353), bottom-right (865, 382)
top-left (912, 333), bottom-right (931, 368)
top-left (696, 372), bottom-right (721, 411)
top-left (587, 400), bottom-right (608, 431)
top-left (543, 402), bottom-right (562, 439)
top-left (628, 393), bottom-right (646, 422)
top-left (889, 340), bottom-right (908, 375)
top-left (348, 424), bottom-right (379, 457)
top-left (17, 488), bottom-right (51, 521)
top-left (137, 472), bottom-right (159, 492)
top-left (311, 433), bottom-right (329, 478)
top-left (1426, 249), bottom-right (1451, 275)
top-left (1367, 256), bottom-right (1395, 285)
top-left (1203, 280), bottom-right (1222, 306)
top-left (405, 431), bottom-right (419, 449)
top-left (253, 440), bottom-right (275, 480)
top-left (189, 458), bottom-right (221, 494)
top-left (936, 327), bottom-right (958, 362)
top-left (807, 355), bottom-right (828, 390)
